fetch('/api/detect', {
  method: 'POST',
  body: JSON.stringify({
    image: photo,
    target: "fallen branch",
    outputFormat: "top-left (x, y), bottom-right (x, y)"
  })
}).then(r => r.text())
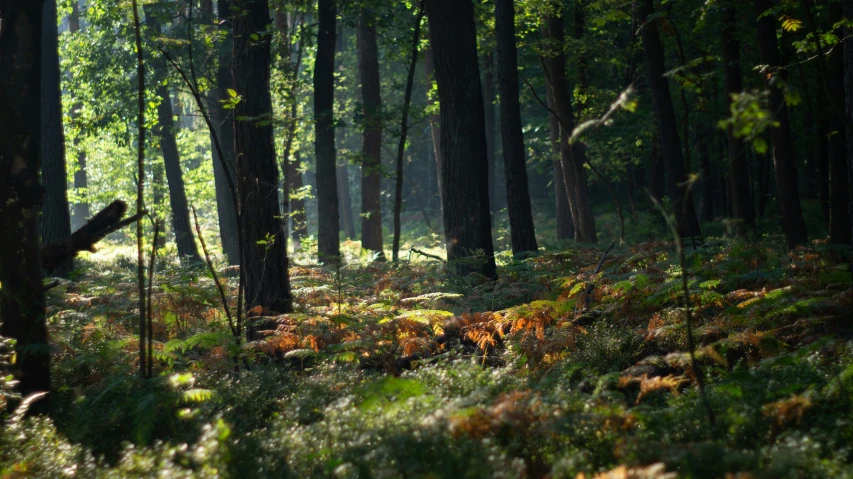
top-left (42, 200), bottom-right (144, 271)
top-left (410, 248), bottom-right (445, 263)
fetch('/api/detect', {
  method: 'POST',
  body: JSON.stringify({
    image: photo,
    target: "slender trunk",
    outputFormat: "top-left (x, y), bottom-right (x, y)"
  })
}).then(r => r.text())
top-left (392, 4), bottom-right (425, 262)
top-left (214, 0), bottom-right (240, 264)
top-left (289, 152), bottom-right (308, 243)
top-left (699, 123), bottom-right (714, 222)
top-left (845, 2), bottom-right (853, 254)
top-left (482, 52), bottom-right (497, 214)
top-left (68, 2), bottom-right (89, 232)
top-left (152, 161), bottom-right (166, 247)
top-left (426, 0), bottom-right (496, 278)
top-left (0, 1), bottom-right (51, 397)
top-left (549, 87), bottom-right (574, 240)
top-left (336, 165), bottom-right (355, 239)
top-left (131, 0), bottom-right (146, 379)
top-left (828, 3), bottom-right (851, 245)
top-left (637, 0), bottom-right (702, 239)
top-left (757, 140), bottom-right (771, 218)
top-left (42, 0), bottom-right (73, 277)
top-left (424, 48), bottom-right (443, 220)
top-left (357, 9), bottom-right (384, 257)
top-left (649, 132), bottom-right (666, 203)
top-left (315, 0), bottom-right (340, 261)
top-left (541, 12), bottom-right (597, 243)
top-left (722, 3), bottom-right (754, 233)
top-left (818, 111), bottom-right (830, 224)
top-left (754, 0), bottom-right (807, 248)
top-left (495, 0), bottom-right (537, 254)
top-left (233, 0), bottom-right (293, 336)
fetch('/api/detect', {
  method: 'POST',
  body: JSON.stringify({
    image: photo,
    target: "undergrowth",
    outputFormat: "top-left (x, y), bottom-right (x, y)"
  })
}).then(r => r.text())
top-left (3, 226), bottom-right (853, 478)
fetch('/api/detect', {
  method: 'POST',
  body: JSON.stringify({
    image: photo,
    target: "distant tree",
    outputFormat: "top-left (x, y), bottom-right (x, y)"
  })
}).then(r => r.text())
top-left (753, 0), bottom-right (806, 248)
top-left (482, 52), bottom-right (497, 214)
top-left (68, 1), bottom-right (90, 232)
top-left (232, 0), bottom-right (292, 334)
top-left (0, 2), bottom-right (52, 396)
top-left (541, 9), bottom-right (596, 244)
top-left (315, 0), bottom-right (341, 262)
top-left (721, 2), bottom-right (753, 234)
top-left (548, 87), bottom-right (574, 241)
top-left (423, 48), bottom-right (443, 220)
top-left (495, 0), bottom-right (537, 254)
top-left (357, 7), bottom-right (384, 258)
top-left (145, 5), bottom-right (201, 264)
top-left (42, 0), bottom-right (73, 277)
top-left (637, 0), bottom-right (702, 239)
top-left (426, 0), bottom-right (496, 278)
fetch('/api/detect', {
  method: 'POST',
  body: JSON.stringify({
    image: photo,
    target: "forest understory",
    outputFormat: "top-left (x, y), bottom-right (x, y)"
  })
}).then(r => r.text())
top-left (4, 209), bottom-right (853, 479)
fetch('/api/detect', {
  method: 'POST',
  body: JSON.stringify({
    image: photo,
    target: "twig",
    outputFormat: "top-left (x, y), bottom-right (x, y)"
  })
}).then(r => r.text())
top-left (583, 241), bottom-right (615, 310)
top-left (192, 206), bottom-right (237, 337)
top-left (146, 219), bottom-right (159, 379)
top-left (410, 248), bottom-right (445, 262)
top-left (648, 190), bottom-right (716, 432)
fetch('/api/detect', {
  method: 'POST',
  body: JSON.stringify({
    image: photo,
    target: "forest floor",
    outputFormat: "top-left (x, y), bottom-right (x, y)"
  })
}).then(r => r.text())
top-left (3, 211), bottom-right (853, 478)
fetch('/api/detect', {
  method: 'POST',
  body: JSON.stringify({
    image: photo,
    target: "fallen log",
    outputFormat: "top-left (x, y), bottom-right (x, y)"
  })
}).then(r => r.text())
top-left (42, 200), bottom-right (144, 271)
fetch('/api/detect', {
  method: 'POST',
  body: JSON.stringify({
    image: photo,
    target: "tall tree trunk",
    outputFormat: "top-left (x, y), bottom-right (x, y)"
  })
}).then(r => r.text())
top-left (41, 0), bottom-right (73, 277)
top-left (817, 109), bottom-right (830, 224)
top-left (649, 132), bottom-right (666, 203)
top-left (845, 2), bottom-right (853, 255)
top-left (426, 0), bottom-right (496, 278)
top-left (699, 123), bottom-right (714, 222)
top-left (637, 0), bottom-right (702, 239)
top-left (549, 86), bottom-right (574, 240)
top-left (214, 0), bottom-right (240, 264)
top-left (68, 1), bottom-right (89, 232)
top-left (391, 4), bottom-right (425, 262)
top-left (424, 48), bottom-right (443, 220)
top-left (722, 3), bottom-right (754, 234)
top-left (541, 12), bottom-right (597, 243)
top-left (828, 3), bottom-right (851, 245)
top-left (482, 52), bottom-right (497, 214)
top-left (145, 7), bottom-right (201, 263)
top-left (754, 0), bottom-right (807, 248)
top-left (335, 24), bottom-right (356, 241)
top-left (233, 0), bottom-right (292, 335)
top-left (357, 8), bottom-right (384, 257)
top-left (289, 152), bottom-right (308, 243)
top-left (495, 0), bottom-right (537, 254)
top-left (315, 0), bottom-right (340, 261)
top-left (0, 2), bottom-right (51, 397)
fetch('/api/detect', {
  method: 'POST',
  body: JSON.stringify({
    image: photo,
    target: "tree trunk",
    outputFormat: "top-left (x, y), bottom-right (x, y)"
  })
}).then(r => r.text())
top-left (754, 0), bottom-right (807, 248)
top-left (637, 0), bottom-right (702, 239)
top-left (828, 3), bottom-right (851, 245)
top-left (68, 1), bottom-right (89, 232)
top-left (212, 0), bottom-right (240, 265)
top-left (357, 9), bottom-right (384, 257)
top-left (817, 114), bottom-right (830, 224)
top-left (699, 123), bottom-right (714, 223)
top-left (41, 0), bottom-right (73, 277)
top-left (495, 0), bottom-right (537, 254)
top-left (649, 132), bottom-right (666, 203)
top-left (424, 48), bottom-right (443, 220)
top-left (0, 2), bottom-right (51, 397)
top-left (337, 164), bottom-right (355, 239)
top-left (426, 0), bottom-right (496, 278)
top-left (482, 52), bottom-right (497, 214)
top-left (315, 0), bottom-right (340, 261)
top-left (145, 7), bottom-right (201, 263)
top-left (289, 152), bottom-right (308, 243)
top-left (541, 12), bottom-right (597, 243)
top-left (549, 87), bottom-right (574, 240)
top-left (722, 3), bottom-right (753, 234)
top-left (232, 0), bottom-right (293, 334)
top-left (845, 2), bottom-right (853, 255)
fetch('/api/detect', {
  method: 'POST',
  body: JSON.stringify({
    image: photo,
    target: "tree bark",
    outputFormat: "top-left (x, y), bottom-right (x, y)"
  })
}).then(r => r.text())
top-left (541, 12), bottom-right (597, 243)
top-left (495, 0), bottom-right (538, 254)
top-left (426, 0), bottom-right (496, 278)
top-left (315, 0), bottom-right (340, 261)
top-left (0, 1), bottom-right (51, 397)
top-left (722, 3), bottom-right (754, 234)
top-left (754, 0), bottom-right (807, 248)
top-left (845, 2), bottom-right (853, 256)
top-left (637, 0), bottom-right (702, 239)
top-left (41, 0), bottom-right (73, 277)
top-left (482, 52), bottom-right (497, 214)
top-left (828, 3), bottom-right (851, 245)
top-left (232, 0), bottom-right (293, 334)
top-left (213, 0), bottom-right (240, 265)
top-left (357, 9), bottom-right (384, 257)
